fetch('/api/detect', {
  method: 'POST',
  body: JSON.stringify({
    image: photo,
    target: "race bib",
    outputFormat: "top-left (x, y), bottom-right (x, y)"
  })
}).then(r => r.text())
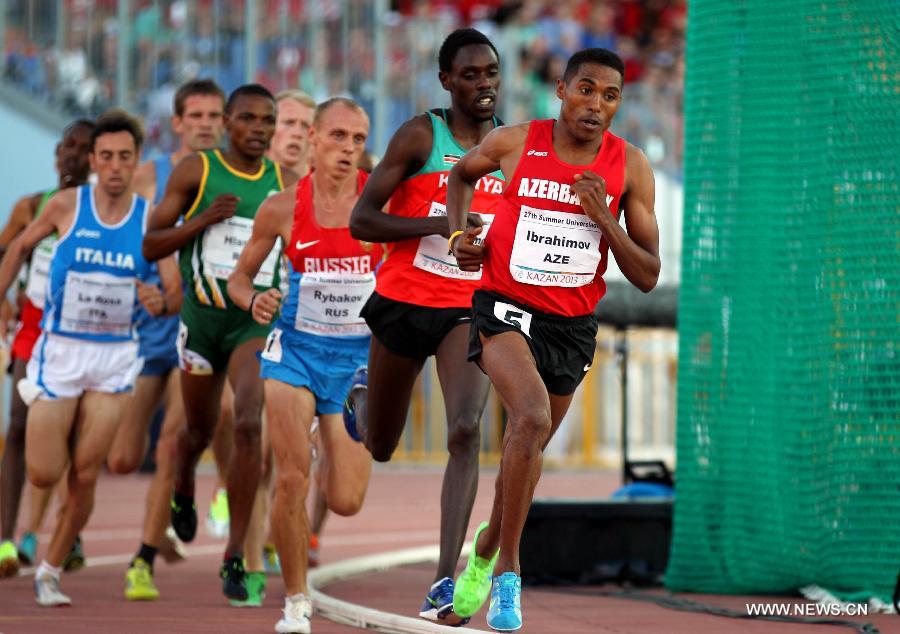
top-left (25, 236), bottom-right (55, 308)
top-left (202, 217), bottom-right (281, 287)
top-left (296, 272), bottom-right (375, 337)
top-left (60, 270), bottom-right (136, 336)
top-left (261, 327), bottom-right (284, 363)
top-left (412, 202), bottom-right (492, 280)
top-left (509, 205), bottom-right (601, 287)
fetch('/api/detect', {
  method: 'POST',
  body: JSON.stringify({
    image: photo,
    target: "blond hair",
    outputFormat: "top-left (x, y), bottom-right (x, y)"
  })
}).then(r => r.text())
top-left (274, 89), bottom-right (316, 109)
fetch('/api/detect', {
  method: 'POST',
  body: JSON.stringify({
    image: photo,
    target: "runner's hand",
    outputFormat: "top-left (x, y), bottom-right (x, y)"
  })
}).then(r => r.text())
top-left (204, 194), bottom-right (240, 226)
top-left (572, 170), bottom-right (610, 222)
top-left (136, 280), bottom-right (166, 316)
top-left (252, 288), bottom-right (282, 325)
top-left (451, 225), bottom-right (484, 272)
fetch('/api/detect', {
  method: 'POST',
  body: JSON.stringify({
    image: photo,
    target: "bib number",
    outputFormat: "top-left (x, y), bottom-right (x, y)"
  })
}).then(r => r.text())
top-left (60, 270), bottom-right (136, 337)
top-left (262, 327), bottom-right (284, 362)
top-left (202, 217), bottom-right (280, 287)
top-left (493, 300), bottom-right (533, 338)
top-left (25, 237), bottom-right (55, 308)
top-left (413, 202), bottom-right (492, 280)
top-left (296, 273), bottom-right (375, 337)
top-left (509, 205), bottom-right (601, 287)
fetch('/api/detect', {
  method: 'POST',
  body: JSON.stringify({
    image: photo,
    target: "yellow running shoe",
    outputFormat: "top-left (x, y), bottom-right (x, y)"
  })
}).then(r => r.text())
top-left (125, 557), bottom-right (160, 601)
top-left (206, 488), bottom-right (230, 539)
top-left (0, 540), bottom-right (20, 578)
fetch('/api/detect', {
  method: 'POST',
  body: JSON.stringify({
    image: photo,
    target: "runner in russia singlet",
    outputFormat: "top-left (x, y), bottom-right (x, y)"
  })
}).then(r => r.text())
top-left (279, 170), bottom-right (384, 339)
top-left (374, 111), bottom-right (505, 309)
top-left (481, 120), bottom-right (626, 317)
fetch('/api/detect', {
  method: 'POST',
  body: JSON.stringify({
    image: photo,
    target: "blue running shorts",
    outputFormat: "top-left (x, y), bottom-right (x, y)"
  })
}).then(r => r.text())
top-left (138, 312), bottom-right (180, 377)
top-left (259, 326), bottom-right (369, 415)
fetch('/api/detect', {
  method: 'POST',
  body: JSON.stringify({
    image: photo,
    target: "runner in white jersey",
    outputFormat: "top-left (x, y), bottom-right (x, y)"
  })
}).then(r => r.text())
top-left (0, 120), bottom-right (94, 578)
top-left (0, 110), bottom-right (181, 606)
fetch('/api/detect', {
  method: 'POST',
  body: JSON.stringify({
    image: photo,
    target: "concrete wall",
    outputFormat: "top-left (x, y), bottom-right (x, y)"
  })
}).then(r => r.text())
top-left (0, 103), bottom-right (60, 223)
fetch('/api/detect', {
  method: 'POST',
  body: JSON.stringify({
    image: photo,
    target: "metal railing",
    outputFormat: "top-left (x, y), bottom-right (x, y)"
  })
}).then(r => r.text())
top-left (393, 326), bottom-right (678, 469)
top-left (1, 0), bottom-right (684, 175)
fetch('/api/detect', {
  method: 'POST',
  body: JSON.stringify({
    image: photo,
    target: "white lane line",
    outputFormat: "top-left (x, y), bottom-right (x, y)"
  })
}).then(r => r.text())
top-left (309, 545), bottom-right (492, 634)
top-left (36, 527), bottom-right (442, 544)
top-left (18, 529), bottom-right (442, 575)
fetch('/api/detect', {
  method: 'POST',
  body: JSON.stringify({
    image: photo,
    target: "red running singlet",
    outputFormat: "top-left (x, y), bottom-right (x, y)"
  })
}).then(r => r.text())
top-left (280, 170), bottom-right (385, 338)
top-left (481, 120), bottom-right (626, 317)
top-left (374, 111), bottom-right (505, 309)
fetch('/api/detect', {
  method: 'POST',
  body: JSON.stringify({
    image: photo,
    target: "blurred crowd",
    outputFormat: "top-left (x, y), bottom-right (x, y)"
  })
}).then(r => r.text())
top-left (3, 0), bottom-right (684, 175)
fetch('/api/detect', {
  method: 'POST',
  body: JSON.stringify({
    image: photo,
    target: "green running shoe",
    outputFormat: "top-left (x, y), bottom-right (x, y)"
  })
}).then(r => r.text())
top-left (0, 540), bottom-right (20, 578)
top-left (206, 488), bottom-right (230, 539)
top-left (230, 571), bottom-right (266, 607)
top-left (453, 521), bottom-right (499, 618)
top-left (62, 535), bottom-right (85, 572)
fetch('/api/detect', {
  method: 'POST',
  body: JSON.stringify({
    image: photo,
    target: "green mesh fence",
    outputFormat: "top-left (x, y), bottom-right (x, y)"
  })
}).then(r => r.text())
top-left (666, 0), bottom-right (899, 602)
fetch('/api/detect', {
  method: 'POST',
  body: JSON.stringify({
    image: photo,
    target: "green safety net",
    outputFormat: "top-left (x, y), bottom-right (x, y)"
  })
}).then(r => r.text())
top-left (666, 0), bottom-right (899, 603)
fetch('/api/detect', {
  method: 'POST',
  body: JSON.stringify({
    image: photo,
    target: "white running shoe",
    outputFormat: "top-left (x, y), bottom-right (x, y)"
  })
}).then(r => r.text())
top-left (34, 572), bottom-right (72, 607)
top-left (275, 594), bottom-right (312, 633)
top-left (159, 526), bottom-right (188, 563)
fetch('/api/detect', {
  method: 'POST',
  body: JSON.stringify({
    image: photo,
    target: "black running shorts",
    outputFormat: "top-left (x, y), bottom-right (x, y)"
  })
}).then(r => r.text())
top-left (361, 291), bottom-right (472, 360)
top-left (468, 290), bottom-right (598, 396)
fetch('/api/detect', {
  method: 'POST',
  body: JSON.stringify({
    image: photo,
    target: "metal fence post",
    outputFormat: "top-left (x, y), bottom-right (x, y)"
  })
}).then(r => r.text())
top-left (117, 0), bottom-right (131, 109)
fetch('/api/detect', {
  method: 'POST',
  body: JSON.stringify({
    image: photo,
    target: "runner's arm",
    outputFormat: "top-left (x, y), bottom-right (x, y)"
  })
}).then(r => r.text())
top-left (447, 125), bottom-right (524, 271)
top-left (227, 188), bottom-right (293, 323)
top-left (0, 193), bottom-right (40, 255)
top-left (574, 145), bottom-right (660, 292)
top-left (350, 116), bottom-right (449, 242)
top-left (156, 255), bottom-right (184, 315)
top-left (0, 190), bottom-right (73, 303)
top-left (143, 154), bottom-right (237, 261)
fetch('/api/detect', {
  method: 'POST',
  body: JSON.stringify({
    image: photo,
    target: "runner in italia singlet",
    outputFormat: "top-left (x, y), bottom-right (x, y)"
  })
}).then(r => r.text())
top-left (374, 110), bottom-right (504, 308)
top-left (481, 120), bottom-right (626, 316)
top-left (41, 185), bottom-right (151, 342)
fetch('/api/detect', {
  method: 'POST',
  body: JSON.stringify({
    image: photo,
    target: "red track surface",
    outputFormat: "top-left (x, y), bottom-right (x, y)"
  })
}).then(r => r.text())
top-left (0, 467), bottom-right (892, 633)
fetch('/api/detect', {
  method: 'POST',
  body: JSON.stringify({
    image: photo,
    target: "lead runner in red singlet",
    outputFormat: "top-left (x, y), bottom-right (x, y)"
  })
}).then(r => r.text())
top-left (349, 28), bottom-right (504, 625)
top-left (445, 48), bottom-right (661, 632)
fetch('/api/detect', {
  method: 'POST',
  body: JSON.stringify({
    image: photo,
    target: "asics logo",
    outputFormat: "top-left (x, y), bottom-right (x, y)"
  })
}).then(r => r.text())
top-left (526, 149), bottom-right (548, 157)
top-left (295, 239), bottom-right (320, 251)
top-left (75, 228), bottom-right (101, 239)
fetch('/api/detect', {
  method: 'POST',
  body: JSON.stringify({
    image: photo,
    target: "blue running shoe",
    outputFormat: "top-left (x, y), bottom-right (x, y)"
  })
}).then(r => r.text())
top-left (419, 577), bottom-right (470, 626)
top-left (486, 572), bottom-right (522, 632)
top-left (342, 366), bottom-right (368, 443)
top-left (18, 531), bottom-right (37, 565)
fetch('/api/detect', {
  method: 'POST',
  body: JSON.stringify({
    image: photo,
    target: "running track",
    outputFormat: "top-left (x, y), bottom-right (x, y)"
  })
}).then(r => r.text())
top-left (0, 467), bottom-right (892, 633)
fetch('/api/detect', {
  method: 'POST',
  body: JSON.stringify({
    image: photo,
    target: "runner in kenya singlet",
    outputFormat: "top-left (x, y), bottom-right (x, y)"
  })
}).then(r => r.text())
top-left (373, 110), bottom-right (505, 308)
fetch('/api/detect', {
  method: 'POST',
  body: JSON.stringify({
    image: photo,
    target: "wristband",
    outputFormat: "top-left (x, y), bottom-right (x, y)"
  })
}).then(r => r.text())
top-left (249, 292), bottom-right (260, 314)
top-left (448, 229), bottom-right (465, 254)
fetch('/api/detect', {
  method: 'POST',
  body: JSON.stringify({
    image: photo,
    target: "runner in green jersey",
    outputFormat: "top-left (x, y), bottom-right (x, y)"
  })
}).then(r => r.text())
top-left (143, 84), bottom-right (299, 603)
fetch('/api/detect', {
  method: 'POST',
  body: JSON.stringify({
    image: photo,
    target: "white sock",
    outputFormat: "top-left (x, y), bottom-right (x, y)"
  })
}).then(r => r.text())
top-left (36, 560), bottom-right (62, 580)
top-left (288, 592), bottom-right (308, 603)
